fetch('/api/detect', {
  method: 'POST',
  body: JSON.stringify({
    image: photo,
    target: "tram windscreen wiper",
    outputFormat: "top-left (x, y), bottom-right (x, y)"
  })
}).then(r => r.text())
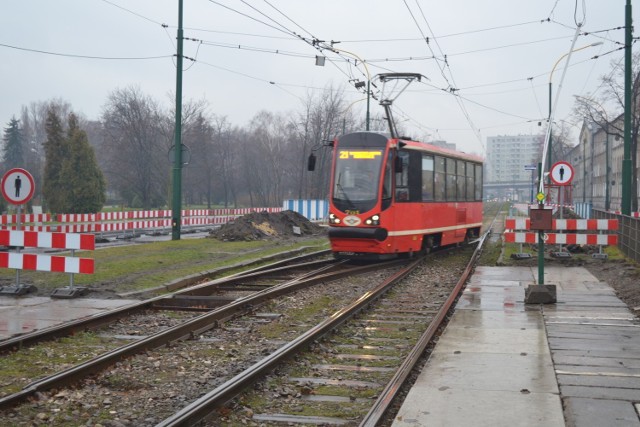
top-left (335, 174), bottom-right (355, 209)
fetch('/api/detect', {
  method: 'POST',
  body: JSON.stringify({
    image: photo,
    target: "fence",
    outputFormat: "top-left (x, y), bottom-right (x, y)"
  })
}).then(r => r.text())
top-left (593, 209), bottom-right (640, 263)
top-left (282, 199), bottom-right (328, 222)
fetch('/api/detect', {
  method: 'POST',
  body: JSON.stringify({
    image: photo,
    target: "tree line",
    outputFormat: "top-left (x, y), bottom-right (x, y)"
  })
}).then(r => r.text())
top-left (0, 84), bottom-right (389, 214)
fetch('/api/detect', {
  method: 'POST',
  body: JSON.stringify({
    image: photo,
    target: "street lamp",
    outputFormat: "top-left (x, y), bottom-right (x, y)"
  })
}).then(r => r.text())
top-left (341, 97), bottom-right (367, 134)
top-left (328, 47), bottom-right (371, 131)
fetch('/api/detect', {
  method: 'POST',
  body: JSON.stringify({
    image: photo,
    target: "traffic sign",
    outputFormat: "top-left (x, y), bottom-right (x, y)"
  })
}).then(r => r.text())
top-left (536, 192), bottom-right (545, 202)
top-left (524, 164), bottom-right (537, 171)
top-left (549, 161), bottom-right (574, 186)
top-left (1, 168), bottom-right (35, 205)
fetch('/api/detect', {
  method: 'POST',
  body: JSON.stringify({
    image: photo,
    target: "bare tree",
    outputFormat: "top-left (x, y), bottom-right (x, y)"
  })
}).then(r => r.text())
top-left (101, 86), bottom-right (166, 209)
top-left (210, 115), bottom-right (237, 208)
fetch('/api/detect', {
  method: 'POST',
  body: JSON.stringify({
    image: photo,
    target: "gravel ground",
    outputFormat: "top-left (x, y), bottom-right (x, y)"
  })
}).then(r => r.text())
top-left (2, 263), bottom-right (402, 426)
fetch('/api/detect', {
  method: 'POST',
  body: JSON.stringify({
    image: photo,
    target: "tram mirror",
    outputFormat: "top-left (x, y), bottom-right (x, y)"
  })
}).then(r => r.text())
top-left (307, 153), bottom-right (316, 171)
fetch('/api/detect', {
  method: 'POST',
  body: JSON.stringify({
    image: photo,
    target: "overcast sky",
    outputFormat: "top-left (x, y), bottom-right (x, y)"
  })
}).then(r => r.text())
top-left (1, 1), bottom-right (637, 155)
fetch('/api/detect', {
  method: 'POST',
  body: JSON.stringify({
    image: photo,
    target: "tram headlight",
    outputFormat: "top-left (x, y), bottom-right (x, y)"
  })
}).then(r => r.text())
top-left (329, 213), bottom-right (341, 224)
top-left (365, 214), bottom-right (380, 226)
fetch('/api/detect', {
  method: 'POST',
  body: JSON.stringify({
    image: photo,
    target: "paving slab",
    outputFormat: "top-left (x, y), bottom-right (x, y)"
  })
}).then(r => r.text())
top-left (392, 266), bottom-right (640, 427)
top-left (392, 266), bottom-right (564, 427)
top-left (564, 397), bottom-right (640, 427)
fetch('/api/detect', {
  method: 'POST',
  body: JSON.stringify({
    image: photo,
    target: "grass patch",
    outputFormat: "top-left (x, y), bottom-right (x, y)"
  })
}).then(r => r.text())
top-left (0, 237), bottom-right (328, 294)
top-left (477, 239), bottom-right (503, 266)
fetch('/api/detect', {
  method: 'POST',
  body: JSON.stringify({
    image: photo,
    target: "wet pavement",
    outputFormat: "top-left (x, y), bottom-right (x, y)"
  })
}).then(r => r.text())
top-left (0, 296), bottom-right (139, 340)
top-left (392, 266), bottom-right (640, 427)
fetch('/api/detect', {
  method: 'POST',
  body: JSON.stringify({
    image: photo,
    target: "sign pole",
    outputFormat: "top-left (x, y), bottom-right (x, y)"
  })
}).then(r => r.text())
top-left (525, 162), bottom-right (557, 304)
top-left (15, 205), bottom-right (22, 288)
top-left (537, 163), bottom-right (544, 286)
top-left (0, 168), bottom-right (37, 296)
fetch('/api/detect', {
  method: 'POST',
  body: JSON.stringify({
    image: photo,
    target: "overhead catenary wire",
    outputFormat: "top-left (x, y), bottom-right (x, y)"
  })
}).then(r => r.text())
top-left (0, 42), bottom-right (172, 60)
top-left (403, 0), bottom-right (485, 153)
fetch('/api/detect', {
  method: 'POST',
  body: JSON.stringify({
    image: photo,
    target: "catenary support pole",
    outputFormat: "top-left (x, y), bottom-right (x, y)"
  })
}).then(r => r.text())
top-left (171, 0), bottom-right (184, 240)
top-left (622, 0), bottom-right (632, 215)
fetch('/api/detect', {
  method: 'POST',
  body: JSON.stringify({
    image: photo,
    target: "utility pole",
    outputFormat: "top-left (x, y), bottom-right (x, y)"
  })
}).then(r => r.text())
top-left (622, 0), bottom-right (632, 215)
top-left (171, 0), bottom-right (184, 240)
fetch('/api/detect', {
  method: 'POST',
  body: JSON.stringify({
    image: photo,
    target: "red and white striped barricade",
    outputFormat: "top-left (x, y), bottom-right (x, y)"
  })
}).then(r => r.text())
top-left (504, 218), bottom-right (618, 259)
top-left (54, 208), bottom-right (285, 237)
top-left (0, 213), bottom-right (52, 232)
top-left (57, 210), bottom-right (172, 237)
top-left (0, 229), bottom-right (95, 297)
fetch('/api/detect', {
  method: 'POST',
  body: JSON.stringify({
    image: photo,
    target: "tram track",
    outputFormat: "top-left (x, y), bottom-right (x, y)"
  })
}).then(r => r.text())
top-left (1, 228), bottom-right (491, 425)
top-left (0, 250), bottom-right (332, 354)
top-left (0, 253), bottom-right (407, 416)
top-left (156, 235), bottom-right (488, 426)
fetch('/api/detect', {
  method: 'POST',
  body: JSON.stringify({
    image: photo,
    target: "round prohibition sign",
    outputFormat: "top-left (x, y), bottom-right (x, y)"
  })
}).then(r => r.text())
top-left (549, 161), bottom-right (574, 186)
top-left (1, 168), bottom-right (35, 205)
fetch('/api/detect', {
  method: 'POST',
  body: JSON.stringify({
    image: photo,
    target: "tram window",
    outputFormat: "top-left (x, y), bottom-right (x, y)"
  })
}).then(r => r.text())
top-left (446, 158), bottom-right (456, 201)
top-left (382, 152), bottom-right (393, 200)
top-left (434, 156), bottom-right (446, 201)
top-left (466, 162), bottom-right (475, 200)
top-left (475, 164), bottom-right (483, 200)
top-left (381, 152), bottom-right (393, 210)
top-left (421, 155), bottom-right (434, 201)
top-left (456, 160), bottom-right (466, 201)
top-left (395, 152), bottom-right (410, 202)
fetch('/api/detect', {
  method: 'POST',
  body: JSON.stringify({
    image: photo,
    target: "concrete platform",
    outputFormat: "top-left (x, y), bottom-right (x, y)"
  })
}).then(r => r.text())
top-left (0, 296), bottom-right (140, 340)
top-left (392, 266), bottom-right (640, 427)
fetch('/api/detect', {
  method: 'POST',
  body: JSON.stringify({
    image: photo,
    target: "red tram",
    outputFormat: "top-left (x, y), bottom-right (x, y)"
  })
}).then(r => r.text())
top-left (324, 131), bottom-right (483, 259)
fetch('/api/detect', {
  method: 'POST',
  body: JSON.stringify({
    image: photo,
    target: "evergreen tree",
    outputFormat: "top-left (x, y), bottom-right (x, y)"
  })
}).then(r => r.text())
top-left (61, 114), bottom-right (106, 213)
top-left (43, 108), bottom-right (68, 213)
top-left (2, 117), bottom-right (24, 169)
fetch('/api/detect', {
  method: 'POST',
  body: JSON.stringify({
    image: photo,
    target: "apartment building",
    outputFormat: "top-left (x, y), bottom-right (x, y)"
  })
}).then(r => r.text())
top-left (484, 134), bottom-right (543, 201)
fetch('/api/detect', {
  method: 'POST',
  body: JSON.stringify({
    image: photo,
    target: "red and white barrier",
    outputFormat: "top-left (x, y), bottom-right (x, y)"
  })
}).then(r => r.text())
top-left (0, 230), bottom-right (94, 274)
top-left (0, 214), bottom-right (51, 225)
top-left (504, 232), bottom-right (617, 246)
top-left (504, 215), bottom-right (618, 254)
top-left (0, 207), bottom-right (284, 235)
top-left (505, 218), bottom-right (618, 231)
top-left (0, 230), bottom-right (95, 250)
top-left (0, 252), bottom-right (94, 274)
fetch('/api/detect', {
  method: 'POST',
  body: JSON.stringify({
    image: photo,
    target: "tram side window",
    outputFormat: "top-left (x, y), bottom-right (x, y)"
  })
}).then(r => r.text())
top-left (446, 158), bottom-right (456, 201)
top-left (421, 155), bottom-right (434, 201)
top-left (395, 151), bottom-right (410, 202)
top-left (434, 156), bottom-right (446, 201)
top-left (466, 162), bottom-right (475, 200)
top-left (475, 164), bottom-right (483, 200)
top-left (456, 160), bottom-right (466, 201)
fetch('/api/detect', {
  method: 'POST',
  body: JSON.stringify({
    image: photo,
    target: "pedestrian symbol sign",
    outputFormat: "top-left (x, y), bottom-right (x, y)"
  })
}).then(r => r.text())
top-left (549, 161), bottom-right (574, 186)
top-left (1, 168), bottom-right (35, 205)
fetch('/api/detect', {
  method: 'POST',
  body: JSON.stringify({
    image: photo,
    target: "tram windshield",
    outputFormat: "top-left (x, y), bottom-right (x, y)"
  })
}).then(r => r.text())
top-left (332, 148), bottom-right (384, 212)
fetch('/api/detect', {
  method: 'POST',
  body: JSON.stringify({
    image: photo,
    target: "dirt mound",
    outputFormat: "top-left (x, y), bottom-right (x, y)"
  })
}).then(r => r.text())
top-left (209, 210), bottom-right (326, 241)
